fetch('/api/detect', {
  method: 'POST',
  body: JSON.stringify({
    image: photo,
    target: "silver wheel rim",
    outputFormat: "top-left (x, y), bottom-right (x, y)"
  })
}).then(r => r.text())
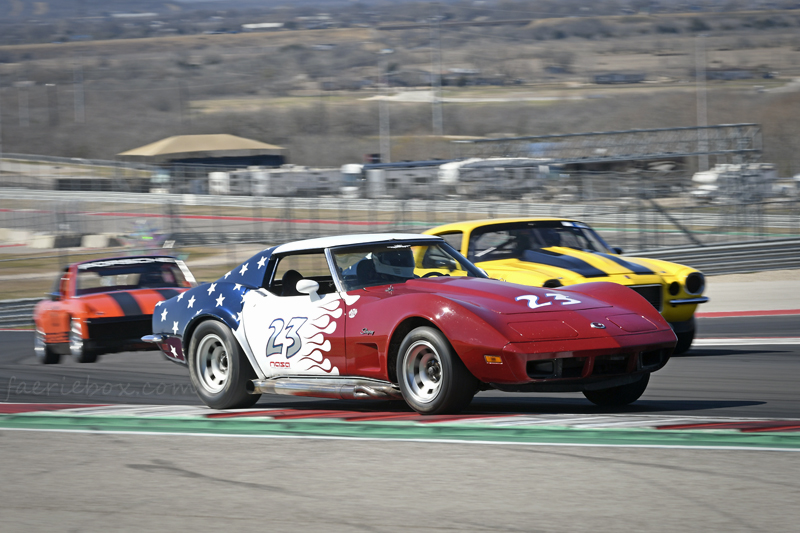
top-left (401, 340), bottom-right (443, 404)
top-left (34, 330), bottom-right (46, 360)
top-left (70, 320), bottom-right (83, 359)
top-left (195, 333), bottom-right (230, 394)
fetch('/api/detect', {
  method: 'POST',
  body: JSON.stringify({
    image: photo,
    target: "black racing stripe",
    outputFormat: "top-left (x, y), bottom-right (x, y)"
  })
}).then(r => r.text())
top-left (593, 253), bottom-right (655, 275)
top-left (107, 292), bottom-right (144, 317)
top-left (521, 249), bottom-right (608, 278)
top-left (155, 289), bottom-right (180, 300)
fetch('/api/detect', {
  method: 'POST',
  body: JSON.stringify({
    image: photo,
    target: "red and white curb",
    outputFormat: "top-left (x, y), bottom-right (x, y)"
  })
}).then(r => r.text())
top-left (1, 403), bottom-right (798, 433)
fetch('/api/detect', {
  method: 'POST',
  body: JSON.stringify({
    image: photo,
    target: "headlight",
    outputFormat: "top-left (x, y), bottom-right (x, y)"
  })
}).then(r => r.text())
top-left (685, 272), bottom-right (705, 295)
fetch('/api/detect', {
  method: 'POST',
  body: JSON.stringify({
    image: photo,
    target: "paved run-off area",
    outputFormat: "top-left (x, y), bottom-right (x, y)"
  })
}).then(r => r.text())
top-left (1, 405), bottom-right (799, 531)
top-left (1, 428), bottom-right (798, 532)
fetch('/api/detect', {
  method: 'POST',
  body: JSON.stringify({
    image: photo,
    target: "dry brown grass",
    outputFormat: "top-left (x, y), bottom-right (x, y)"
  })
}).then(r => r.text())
top-left (0, 14), bottom-right (799, 173)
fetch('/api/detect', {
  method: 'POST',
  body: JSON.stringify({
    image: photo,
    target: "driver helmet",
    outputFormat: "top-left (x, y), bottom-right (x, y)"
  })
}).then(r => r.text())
top-left (541, 228), bottom-right (561, 247)
top-left (372, 248), bottom-right (415, 278)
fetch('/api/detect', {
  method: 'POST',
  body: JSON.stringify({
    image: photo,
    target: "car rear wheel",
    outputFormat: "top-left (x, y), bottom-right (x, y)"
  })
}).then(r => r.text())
top-left (583, 373), bottom-right (650, 407)
top-left (70, 319), bottom-right (97, 363)
top-left (396, 326), bottom-right (477, 415)
top-left (188, 321), bottom-right (260, 409)
top-left (34, 329), bottom-right (60, 364)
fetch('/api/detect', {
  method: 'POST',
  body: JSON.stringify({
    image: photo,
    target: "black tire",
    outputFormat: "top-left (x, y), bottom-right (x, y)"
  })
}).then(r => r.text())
top-left (396, 326), bottom-right (477, 415)
top-left (583, 373), bottom-right (650, 407)
top-left (188, 321), bottom-right (260, 409)
top-left (70, 319), bottom-right (97, 363)
top-left (673, 328), bottom-right (695, 355)
top-left (34, 329), bottom-right (60, 364)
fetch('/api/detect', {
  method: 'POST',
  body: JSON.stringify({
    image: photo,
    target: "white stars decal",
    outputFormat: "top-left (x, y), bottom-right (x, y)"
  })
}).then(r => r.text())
top-left (224, 271), bottom-right (231, 279)
top-left (257, 256), bottom-right (267, 269)
top-left (172, 321), bottom-right (179, 334)
top-left (239, 263), bottom-right (249, 276)
top-left (160, 308), bottom-right (168, 322)
top-left (234, 283), bottom-right (242, 291)
top-left (236, 311), bottom-right (242, 323)
top-left (155, 300), bottom-right (163, 307)
top-left (170, 345), bottom-right (178, 358)
top-left (177, 292), bottom-right (185, 301)
top-left (207, 283), bottom-right (217, 295)
top-left (187, 295), bottom-right (196, 308)
top-left (215, 294), bottom-right (225, 307)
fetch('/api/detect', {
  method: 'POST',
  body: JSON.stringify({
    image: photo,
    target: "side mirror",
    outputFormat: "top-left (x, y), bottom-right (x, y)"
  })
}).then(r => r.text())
top-left (296, 279), bottom-right (320, 298)
top-left (47, 292), bottom-right (62, 301)
top-left (612, 247), bottom-right (623, 255)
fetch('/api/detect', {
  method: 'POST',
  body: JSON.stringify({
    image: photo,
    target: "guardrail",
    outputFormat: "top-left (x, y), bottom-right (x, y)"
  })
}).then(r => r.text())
top-left (0, 298), bottom-right (41, 328)
top-left (631, 238), bottom-right (800, 275)
top-left (1, 238), bottom-right (798, 328)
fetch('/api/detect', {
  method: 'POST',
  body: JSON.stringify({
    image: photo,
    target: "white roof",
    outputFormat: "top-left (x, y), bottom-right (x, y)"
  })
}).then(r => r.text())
top-left (273, 233), bottom-right (441, 254)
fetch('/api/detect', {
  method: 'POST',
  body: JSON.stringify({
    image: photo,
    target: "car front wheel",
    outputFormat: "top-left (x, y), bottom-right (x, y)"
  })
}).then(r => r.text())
top-left (674, 328), bottom-right (695, 355)
top-left (188, 321), bottom-right (260, 409)
top-left (396, 326), bottom-right (477, 415)
top-left (583, 373), bottom-right (650, 407)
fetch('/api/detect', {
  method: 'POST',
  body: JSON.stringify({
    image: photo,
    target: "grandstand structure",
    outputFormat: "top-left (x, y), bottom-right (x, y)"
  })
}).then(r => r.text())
top-left (450, 124), bottom-right (762, 167)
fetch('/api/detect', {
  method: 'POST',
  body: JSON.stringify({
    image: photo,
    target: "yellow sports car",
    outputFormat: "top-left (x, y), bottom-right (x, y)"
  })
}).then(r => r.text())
top-left (425, 218), bottom-right (708, 354)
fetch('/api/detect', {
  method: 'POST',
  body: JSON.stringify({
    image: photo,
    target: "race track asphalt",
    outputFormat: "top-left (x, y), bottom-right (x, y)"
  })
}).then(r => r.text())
top-left (2, 316), bottom-right (800, 418)
top-left (1, 314), bottom-right (798, 531)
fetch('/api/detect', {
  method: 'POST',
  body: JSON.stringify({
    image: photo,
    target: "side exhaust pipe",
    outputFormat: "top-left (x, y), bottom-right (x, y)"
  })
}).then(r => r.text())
top-left (249, 377), bottom-right (402, 400)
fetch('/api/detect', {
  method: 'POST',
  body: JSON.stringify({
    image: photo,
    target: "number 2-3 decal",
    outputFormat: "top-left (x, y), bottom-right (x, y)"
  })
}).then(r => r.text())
top-left (266, 317), bottom-right (308, 358)
top-left (515, 293), bottom-right (582, 309)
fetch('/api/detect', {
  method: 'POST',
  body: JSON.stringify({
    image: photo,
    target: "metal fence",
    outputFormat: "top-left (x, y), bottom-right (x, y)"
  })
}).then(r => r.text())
top-left (1, 189), bottom-right (799, 252)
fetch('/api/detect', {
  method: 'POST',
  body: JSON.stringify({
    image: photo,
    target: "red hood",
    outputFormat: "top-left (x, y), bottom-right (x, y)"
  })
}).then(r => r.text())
top-left (400, 277), bottom-right (612, 315)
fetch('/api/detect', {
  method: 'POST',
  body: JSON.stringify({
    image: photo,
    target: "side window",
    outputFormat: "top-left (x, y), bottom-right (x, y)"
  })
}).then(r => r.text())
top-left (269, 252), bottom-right (335, 296)
top-left (438, 232), bottom-right (463, 253)
top-left (59, 269), bottom-right (71, 297)
top-left (51, 267), bottom-right (69, 299)
top-left (468, 230), bottom-right (515, 261)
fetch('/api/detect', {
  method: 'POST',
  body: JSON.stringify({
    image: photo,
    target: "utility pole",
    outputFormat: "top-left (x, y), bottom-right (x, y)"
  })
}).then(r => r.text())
top-left (46, 84), bottom-right (59, 126)
top-left (16, 81), bottom-right (31, 128)
top-left (695, 34), bottom-right (708, 172)
top-left (430, 2), bottom-right (443, 137)
top-left (0, 81), bottom-right (4, 174)
top-left (379, 59), bottom-right (391, 163)
top-left (73, 59), bottom-right (85, 124)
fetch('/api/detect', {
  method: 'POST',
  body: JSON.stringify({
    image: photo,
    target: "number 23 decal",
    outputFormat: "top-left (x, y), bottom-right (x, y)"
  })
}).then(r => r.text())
top-left (266, 317), bottom-right (308, 358)
top-left (515, 293), bottom-right (581, 309)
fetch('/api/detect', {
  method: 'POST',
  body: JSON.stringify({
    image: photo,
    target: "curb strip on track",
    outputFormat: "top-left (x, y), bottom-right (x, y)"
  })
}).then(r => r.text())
top-left (1, 413), bottom-right (799, 450)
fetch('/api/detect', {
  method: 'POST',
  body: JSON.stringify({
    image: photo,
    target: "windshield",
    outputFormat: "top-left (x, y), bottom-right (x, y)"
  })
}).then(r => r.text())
top-left (468, 221), bottom-right (613, 262)
top-left (76, 258), bottom-right (192, 295)
top-left (332, 241), bottom-right (486, 292)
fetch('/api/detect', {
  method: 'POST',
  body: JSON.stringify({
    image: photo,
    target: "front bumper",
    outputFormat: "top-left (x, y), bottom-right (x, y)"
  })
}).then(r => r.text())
top-left (467, 328), bottom-right (676, 386)
top-left (668, 297), bottom-right (709, 306)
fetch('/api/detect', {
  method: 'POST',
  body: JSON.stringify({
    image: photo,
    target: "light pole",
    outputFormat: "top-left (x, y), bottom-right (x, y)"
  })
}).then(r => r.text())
top-left (0, 81), bottom-right (3, 174)
top-left (379, 59), bottom-right (391, 163)
top-left (695, 33), bottom-right (708, 172)
top-left (430, 2), bottom-right (443, 137)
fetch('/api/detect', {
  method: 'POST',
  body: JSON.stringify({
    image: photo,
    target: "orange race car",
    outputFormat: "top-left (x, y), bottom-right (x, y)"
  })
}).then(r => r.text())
top-left (33, 255), bottom-right (196, 364)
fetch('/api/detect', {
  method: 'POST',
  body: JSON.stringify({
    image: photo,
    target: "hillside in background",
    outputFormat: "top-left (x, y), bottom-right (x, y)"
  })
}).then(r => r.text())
top-left (0, 0), bottom-right (799, 174)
